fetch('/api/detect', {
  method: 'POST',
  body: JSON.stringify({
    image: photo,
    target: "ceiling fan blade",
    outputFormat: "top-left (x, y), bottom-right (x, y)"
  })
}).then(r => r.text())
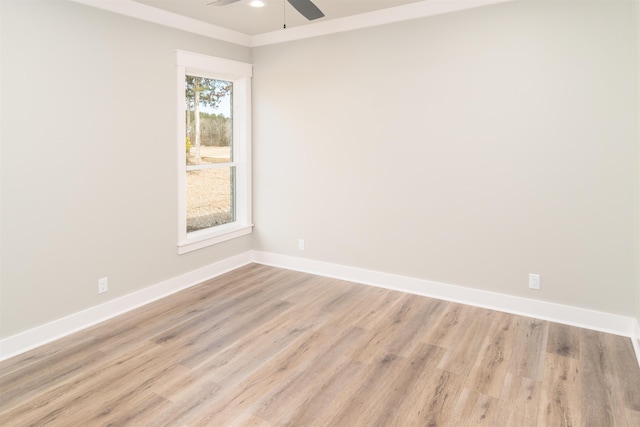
top-left (287, 0), bottom-right (324, 20)
top-left (208, 0), bottom-right (241, 6)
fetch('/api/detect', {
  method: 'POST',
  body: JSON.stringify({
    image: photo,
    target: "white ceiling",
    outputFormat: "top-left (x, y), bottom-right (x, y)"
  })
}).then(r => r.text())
top-left (133, 0), bottom-right (427, 35)
top-left (72, 0), bottom-right (511, 47)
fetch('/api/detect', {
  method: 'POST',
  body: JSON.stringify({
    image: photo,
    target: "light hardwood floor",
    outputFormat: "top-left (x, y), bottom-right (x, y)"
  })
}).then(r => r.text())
top-left (1, 264), bottom-right (639, 426)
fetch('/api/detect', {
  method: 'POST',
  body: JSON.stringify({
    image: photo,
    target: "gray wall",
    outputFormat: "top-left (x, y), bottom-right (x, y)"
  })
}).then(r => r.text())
top-left (637, 0), bottom-right (640, 337)
top-left (252, 0), bottom-right (638, 316)
top-left (0, 1), bottom-right (252, 338)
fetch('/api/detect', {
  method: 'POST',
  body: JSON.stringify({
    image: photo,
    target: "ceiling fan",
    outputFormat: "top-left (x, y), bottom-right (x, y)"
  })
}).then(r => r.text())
top-left (208, 0), bottom-right (325, 21)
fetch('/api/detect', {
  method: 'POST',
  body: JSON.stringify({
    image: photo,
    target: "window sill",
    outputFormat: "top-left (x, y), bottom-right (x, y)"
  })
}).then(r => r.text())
top-left (178, 223), bottom-right (253, 254)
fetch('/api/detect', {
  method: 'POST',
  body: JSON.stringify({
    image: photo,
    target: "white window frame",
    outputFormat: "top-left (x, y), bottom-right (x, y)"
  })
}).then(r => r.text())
top-left (176, 50), bottom-right (253, 254)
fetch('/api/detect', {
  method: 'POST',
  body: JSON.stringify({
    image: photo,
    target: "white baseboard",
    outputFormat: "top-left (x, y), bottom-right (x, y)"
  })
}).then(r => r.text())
top-left (0, 251), bottom-right (253, 362)
top-left (633, 319), bottom-right (640, 369)
top-left (252, 251), bottom-right (637, 339)
top-left (2, 249), bottom-right (638, 367)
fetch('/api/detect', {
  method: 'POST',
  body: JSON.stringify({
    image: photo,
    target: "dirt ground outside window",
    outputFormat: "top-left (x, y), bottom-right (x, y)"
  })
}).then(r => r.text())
top-left (186, 146), bottom-right (233, 231)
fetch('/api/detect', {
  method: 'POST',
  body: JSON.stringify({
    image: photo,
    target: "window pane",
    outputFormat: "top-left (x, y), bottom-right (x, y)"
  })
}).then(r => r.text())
top-left (186, 167), bottom-right (235, 232)
top-left (185, 75), bottom-right (233, 166)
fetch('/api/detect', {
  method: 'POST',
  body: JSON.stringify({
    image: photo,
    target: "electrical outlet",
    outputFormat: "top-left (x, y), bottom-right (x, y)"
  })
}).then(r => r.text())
top-left (529, 273), bottom-right (540, 290)
top-left (298, 239), bottom-right (305, 251)
top-left (98, 277), bottom-right (108, 294)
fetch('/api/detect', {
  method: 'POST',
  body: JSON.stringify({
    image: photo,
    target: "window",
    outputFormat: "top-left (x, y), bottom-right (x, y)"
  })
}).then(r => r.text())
top-left (176, 51), bottom-right (252, 254)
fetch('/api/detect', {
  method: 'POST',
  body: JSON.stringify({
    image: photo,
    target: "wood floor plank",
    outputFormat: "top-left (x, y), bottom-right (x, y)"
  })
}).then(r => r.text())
top-left (151, 276), bottom-right (292, 350)
top-left (0, 339), bottom-right (172, 426)
top-left (1, 264), bottom-right (639, 426)
top-left (84, 391), bottom-right (171, 426)
top-left (150, 377), bottom-right (222, 426)
top-left (174, 300), bottom-right (293, 368)
top-left (385, 342), bottom-right (447, 425)
top-left (323, 352), bottom-right (410, 426)
top-left (509, 318), bottom-right (549, 382)
top-left (278, 359), bottom-right (366, 427)
top-left (362, 343), bottom-right (447, 427)
top-left (252, 327), bottom-right (369, 423)
top-left (397, 367), bottom-right (466, 426)
top-left (88, 264), bottom-right (280, 356)
top-left (494, 373), bottom-right (541, 427)
top-left (538, 353), bottom-right (581, 427)
top-left (0, 329), bottom-right (98, 379)
top-left (450, 388), bottom-right (499, 426)
top-left (0, 342), bottom-right (107, 412)
top-left (53, 345), bottom-right (183, 426)
top-left (349, 287), bottom-right (406, 331)
top-left (230, 414), bottom-right (274, 427)
top-left (438, 306), bottom-right (496, 377)
top-left (279, 273), bottom-right (352, 305)
top-left (606, 333), bottom-right (640, 412)
top-left (625, 407), bottom-right (640, 426)
top-left (185, 305), bottom-right (329, 385)
top-left (384, 295), bottom-right (446, 358)
top-left (466, 311), bottom-right (519, 398)
top-left (579, 329), bottom-right (629, 426)
top-left (314, 285), bottom-right (397, 337)
top-left (182, 329), bottom-right (333, 425)
top-left (418, 300), bottom-right (476, 349)
top-left (319, 280), bottom-right (370, 313)
top-left (276, 277), bottom-right (364, 331)
top-left (348, 293), bottom-right (441, 362)
top-left (546, 322), bottom-right (581, 359)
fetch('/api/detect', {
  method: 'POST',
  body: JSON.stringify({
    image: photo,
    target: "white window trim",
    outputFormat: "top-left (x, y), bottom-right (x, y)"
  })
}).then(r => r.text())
top-left (176, 50), bottom-right (253, 254)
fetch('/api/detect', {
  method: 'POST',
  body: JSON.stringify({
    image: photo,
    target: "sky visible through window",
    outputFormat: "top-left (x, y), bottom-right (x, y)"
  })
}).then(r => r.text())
top-left (202, 93), bottom-right (231, 117)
